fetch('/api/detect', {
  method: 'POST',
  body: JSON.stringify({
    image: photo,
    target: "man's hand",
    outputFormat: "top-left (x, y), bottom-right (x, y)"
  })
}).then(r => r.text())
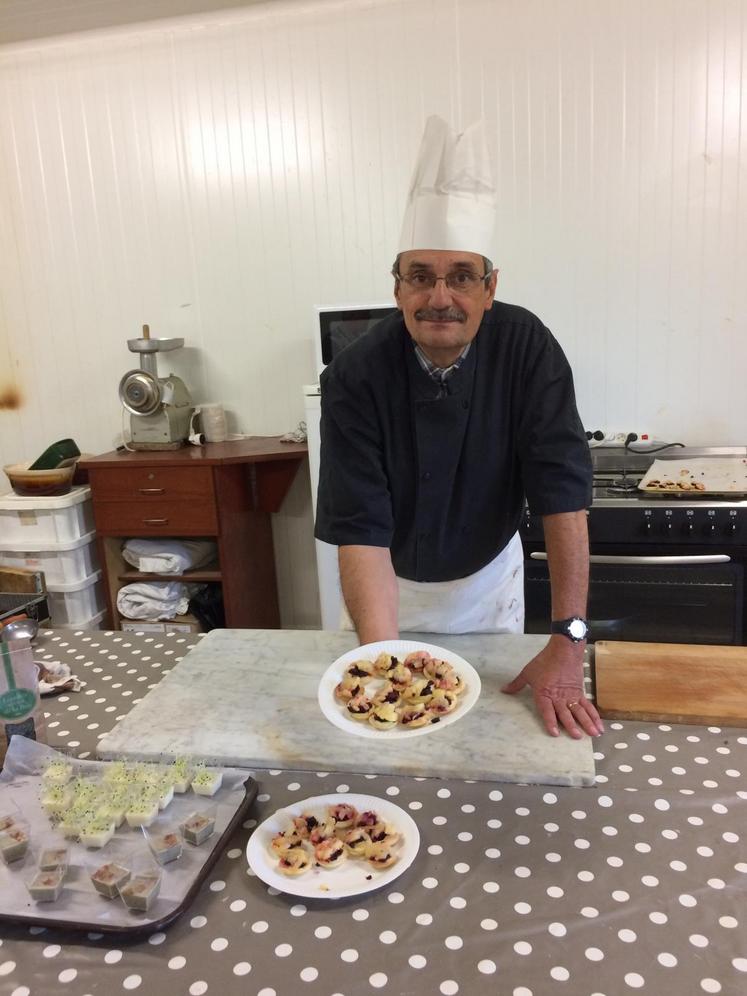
top-left (501, 635), bottom-right (604, 739)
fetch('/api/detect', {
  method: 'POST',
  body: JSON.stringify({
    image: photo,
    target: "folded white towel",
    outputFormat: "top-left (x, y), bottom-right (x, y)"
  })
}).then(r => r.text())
top-left (121, 539), bottom-right (216, 575)
top-left (117, 581), bottom-right (202, 621)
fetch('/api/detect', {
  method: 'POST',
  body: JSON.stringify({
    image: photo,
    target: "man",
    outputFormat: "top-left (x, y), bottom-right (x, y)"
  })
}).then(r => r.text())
top-left (315, 117), bottom-right (602, 740)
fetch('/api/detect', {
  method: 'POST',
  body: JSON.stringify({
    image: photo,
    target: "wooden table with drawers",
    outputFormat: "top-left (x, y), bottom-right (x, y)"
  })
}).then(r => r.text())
top-left (78, 437), bottom-right (307, 630)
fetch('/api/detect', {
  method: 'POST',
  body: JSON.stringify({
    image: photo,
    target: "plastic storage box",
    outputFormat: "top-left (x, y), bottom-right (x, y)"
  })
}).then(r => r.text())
top-left (51, 608), bottom-right (107, 631)
top-left (0, 531), bottom-right (99, 585)
top-left (46, 571), bottom-right (105, 626)
top-left (0, 487), bottom-right (94, 545)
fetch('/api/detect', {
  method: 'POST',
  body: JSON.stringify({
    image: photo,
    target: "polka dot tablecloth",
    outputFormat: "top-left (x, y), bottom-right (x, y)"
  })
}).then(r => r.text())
top-left (1, 629), bottom-right (747, 996)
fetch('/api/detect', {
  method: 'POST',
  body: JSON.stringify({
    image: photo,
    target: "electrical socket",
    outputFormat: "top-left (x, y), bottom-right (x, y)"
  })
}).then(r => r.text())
top-left (588, 431), bottom-right (655, 447)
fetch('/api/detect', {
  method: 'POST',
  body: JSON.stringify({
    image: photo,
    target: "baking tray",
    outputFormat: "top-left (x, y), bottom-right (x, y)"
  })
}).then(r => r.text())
top-left (639, 456), bottom-right (747, 498)
top-left (0, 738), bottom-right (257, 935)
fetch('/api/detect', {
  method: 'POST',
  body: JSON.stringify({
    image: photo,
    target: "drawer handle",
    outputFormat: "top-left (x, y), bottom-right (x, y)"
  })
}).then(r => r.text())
top-left (138, 488), bottom-right (165, 494)
top-left (143, 518), bottom-right (168, 525)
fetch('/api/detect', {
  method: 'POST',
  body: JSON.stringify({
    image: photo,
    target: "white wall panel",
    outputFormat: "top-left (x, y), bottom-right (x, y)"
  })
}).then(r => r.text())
top-left (0, 0), bottom-right (745, 628)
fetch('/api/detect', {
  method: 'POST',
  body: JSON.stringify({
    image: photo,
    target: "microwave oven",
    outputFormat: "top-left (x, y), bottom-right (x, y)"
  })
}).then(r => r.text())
top-left (313, 303), bottom-right (397, 377)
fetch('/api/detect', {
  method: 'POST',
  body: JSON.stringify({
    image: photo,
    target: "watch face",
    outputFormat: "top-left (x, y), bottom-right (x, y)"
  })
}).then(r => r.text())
top-left (568, 619), bottom-right (587, 639)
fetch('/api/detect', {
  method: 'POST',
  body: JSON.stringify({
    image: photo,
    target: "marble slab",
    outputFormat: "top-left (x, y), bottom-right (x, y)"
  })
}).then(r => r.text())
top-left (97, 630), bottom-right (596, 787)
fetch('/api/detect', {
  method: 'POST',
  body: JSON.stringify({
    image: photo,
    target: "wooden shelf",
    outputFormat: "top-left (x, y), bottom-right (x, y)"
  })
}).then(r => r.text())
top-left (117, 562), bottom-right (222, 584)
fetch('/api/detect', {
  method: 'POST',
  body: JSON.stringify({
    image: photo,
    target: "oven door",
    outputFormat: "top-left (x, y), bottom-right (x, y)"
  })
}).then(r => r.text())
top-left (525, 553), bottom-right (744, 645)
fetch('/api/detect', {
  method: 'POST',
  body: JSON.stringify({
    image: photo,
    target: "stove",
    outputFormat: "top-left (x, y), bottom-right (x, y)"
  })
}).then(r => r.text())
top-left (522, 446), bottom-right (747, 645)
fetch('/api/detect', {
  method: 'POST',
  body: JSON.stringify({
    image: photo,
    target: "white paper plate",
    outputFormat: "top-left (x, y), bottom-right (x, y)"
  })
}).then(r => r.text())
top-left (246, 792), bottom-right (420, 899)
top-left (318, 639), bottom-right (481, 740)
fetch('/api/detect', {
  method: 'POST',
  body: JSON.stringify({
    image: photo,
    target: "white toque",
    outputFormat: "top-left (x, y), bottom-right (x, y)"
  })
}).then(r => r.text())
top-left (397, 115), bottom-right (496, 260)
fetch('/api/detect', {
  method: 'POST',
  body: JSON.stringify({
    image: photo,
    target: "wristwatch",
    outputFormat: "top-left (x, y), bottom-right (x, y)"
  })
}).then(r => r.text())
top-left (551, 616), bottom-right (589, 643)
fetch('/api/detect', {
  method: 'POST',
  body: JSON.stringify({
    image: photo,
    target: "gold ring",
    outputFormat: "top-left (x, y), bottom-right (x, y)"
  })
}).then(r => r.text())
top-left (567, 701), bottom-right (579, 708)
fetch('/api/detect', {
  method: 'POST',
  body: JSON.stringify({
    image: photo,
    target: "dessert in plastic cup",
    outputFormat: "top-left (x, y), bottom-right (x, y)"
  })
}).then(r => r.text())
top-left (143, 822), bottom-right (183, 865)
top-left (191, 766), bottom-right (223, 797)
top-left (180, 808), bottom-right (216, 846)
top-left (119, 856), bottom-right (162, 913)
top-left (27, 867), bottom-right (65, 902)
top-left (0, 822), bottom-right (30, 864)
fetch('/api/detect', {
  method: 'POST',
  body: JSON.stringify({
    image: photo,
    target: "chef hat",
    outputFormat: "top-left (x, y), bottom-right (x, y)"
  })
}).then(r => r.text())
top-left (397, 115), bottom-right (496, 260)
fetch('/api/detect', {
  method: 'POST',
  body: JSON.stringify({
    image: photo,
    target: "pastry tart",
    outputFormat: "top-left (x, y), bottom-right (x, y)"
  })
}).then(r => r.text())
top-left (342, 827), bottom-right (371, 856)
top-left (355, 810), bottom-right (379, 828)
top-left (424, 658), bottom-right (455, 681)
top-left (328, 802), bottom-right (358, 830)
top-left (292, 813), bottom-right (321, 838)
top-left (269, 828), bottom-right (305, 855)
top-left (389, 663), bottom-right (413, 690)
top-left (368, 702), bottom-right (399, 730)
top-left (367, 841), bottom-right (399, 869)
top-left (335, 677), bottom-right (363, 702)
top-left (344, 660), bottom-right (376, 683)
top-left (403, 649), bottom-right (431, 672)
top-left (401, 677), bottom-right (435, 703)
top-left (398, 703), bottom-right (431, 728)
top-left (314, 837), bottom-right (347, 868)
top-left (309, 817), bottom-right (338, 845)
top-left (428, 690), bottom-right (458, 715)
top-left (368, 822), bottom-right (400, 847)
top-left (346, 693), bottom-right (374, 721)
top-left (374, 652), bottom-right (400, 678)
top-left (278, 846), bottom-right (313, 876)
top-left (372, 683), bottom-right (401, 707)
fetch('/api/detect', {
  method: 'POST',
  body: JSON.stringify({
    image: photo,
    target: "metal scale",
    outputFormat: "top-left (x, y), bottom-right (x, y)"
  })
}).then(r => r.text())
top-left (118, 325), bottom-right (193, 450)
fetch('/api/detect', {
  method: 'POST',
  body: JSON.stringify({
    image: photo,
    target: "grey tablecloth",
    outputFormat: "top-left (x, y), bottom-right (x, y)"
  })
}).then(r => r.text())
top-left (1, 628), bottom-right (746, 996)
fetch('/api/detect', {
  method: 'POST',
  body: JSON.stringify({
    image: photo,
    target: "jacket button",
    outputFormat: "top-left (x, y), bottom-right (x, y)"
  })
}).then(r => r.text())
top-left (421, 471), bottom-right (432, 481)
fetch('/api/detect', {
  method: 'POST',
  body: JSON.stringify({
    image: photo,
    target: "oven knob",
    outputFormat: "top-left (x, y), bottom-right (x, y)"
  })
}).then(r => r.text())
top-left (683, 521), bottom-right (694, 535)
top-left (663, 520), bottom-right (672, 534)
top-left (643, 519), bottom-right (652, 535)
top-left (705, 521), bottom-right (716, 535)
top-left (727, 521), bottom-right (738, 535)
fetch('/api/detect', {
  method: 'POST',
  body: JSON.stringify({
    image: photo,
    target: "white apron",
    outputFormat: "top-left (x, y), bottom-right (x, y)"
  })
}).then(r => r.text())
top-left (340, 532), bottom-right (525, 635)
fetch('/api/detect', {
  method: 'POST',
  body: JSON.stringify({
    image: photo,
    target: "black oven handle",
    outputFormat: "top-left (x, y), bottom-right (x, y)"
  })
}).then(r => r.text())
top-left (529, 553), bottom-right (732, 565)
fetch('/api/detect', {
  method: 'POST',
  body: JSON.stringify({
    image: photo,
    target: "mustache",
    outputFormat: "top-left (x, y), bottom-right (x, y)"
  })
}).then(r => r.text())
top-left (414, 307), bottom-right (467, 322)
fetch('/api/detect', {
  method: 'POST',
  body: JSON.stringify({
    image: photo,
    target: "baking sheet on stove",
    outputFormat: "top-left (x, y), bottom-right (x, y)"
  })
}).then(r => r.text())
top-left (639, 457), bottom-right (747, 496)
top-left (0, 738), bottom-right (255, 934)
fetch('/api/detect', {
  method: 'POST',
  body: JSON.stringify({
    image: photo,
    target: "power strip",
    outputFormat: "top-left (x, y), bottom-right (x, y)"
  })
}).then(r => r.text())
top-left (587, 431), bottom-right (656, 448)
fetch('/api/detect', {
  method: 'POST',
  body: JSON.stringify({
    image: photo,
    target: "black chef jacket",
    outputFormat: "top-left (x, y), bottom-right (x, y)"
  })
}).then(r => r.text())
top-left (315, 300), bottom-right (592, 582)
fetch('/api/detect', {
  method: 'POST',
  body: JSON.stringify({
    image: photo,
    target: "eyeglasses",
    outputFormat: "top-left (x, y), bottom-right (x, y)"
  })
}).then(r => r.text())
top-left (395, 270), bottom-right (491, 293)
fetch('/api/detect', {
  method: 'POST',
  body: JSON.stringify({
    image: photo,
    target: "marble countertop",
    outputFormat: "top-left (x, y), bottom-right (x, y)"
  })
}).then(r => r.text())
top-left (97, 629), bottom-right (595, 786)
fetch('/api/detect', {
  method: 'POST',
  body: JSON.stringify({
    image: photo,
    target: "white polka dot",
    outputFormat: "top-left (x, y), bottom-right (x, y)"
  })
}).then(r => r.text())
top-left (189, 984), bottom-right (207, 996)
top-left (454, 863), bottom-right (470, 874)
top-left (549, 922), bottom-right (567, 937)
top-left (11, 986), bottom-right (29, 996)
top-left (257, 989), bottom-right (276, 996)
top-left (514, 941), bottom-right (532, 955)
top-left (385, 786), bottom-right (400, 796)
top-left (690, 934), bottom-right (709, 948)
top-left (679, 894), bottom-right (697, 908)
top-left (148, 933), bottom-right (166, 946)
top-left (209, 880), bottom-right (225, 892)
top-left (547, 886), bottom-right (564, 898)
top-left (341, 949), bottom-right (358, 963)
top-left (336, 784), bottom-right (349, 793)
top-left (481, 918), bottom-right (498, 930)
top-left (719, 916), bottom-right (738, 928)
top-left (733, 958), bottom-right (747, 972)
top-left (579, 870), bottom-right (595, 882)
top-left (226, 848), bottom-right (242, 859)
top-left (649, 912), bottom-right (668, 924)
top-left (483, 881), bottom-right (500, 893)
top-left (514, 866), bottom-right (531, 878)
top-left (233, 963), bottom-right (251, 976)
top-left (251, 921), bottom-right (269, 933)
top-left (409, 955), bottom-right (427, 969)
top-left (290, 904), bottom-right (307, 917)
top-left (352, 909), bottom-right (369, 921)
top-left (700, 982), bottom-right (721, 994)
top-left (478, 960), bottom-right (497, 973)
top-left (123, 977), bottom-right (142, 991)
top-left (489, 790), bottom-right (503, 801)
top-left (428, 844), bottom-right (443, 855)
top-left (423, 877), bottom-right (438, 889)
top-left (388, 892), bottom-right (404, 904)
top-left (229, 900), bottom-right (246, 912)
top-left (104, 950), bottom-right (122, 964)
top-left (433, 816), bottom-right (447, 826)
top-left (550, 967), bottom-right (570, 981)
top-left (380, 931), bottom-right (397, 944)
top-left (581, 907), bottom-right (599, 918)
top-left (607, 856), bottom-right (623, 867)
top-left (409, 801), bottom-right (423, 810)
top-left (612, 890), bottom-right (629, 901)
top-left (461, 804), bottom-right (475, 813)
top-left (274, 944), bottom-right (292, 957)
top-left (641, 875), bottom-right (659, 887)
top-left (211, 938), bottom-right (228, 952)
top-left (618, 929), bottom-right (637, 942)
top-left (439, 982), bottom-right (458, 995)
top-left (658, 953), bottom-right (677, 967)
top-left (437, 788), bottom-right (451, 798)
top-left (300, 967), bottom-right (318, 982)
top-left (450, 897), bottom-right (467, 909)
top-left (369, 972), bottom-right (388, 988)
top-left (457, 831), bottom-right (473, 842)
top-left (43, 946), bottom-right (61, 958)
top-left (585, 947), bottom-right (604, 961)
top-left (445, 936), bottom-right (463, 950)
top-left (625, 974), bottom-right (645, 988)
top-left (190, 916), bottom-right (207, 929)
top-left (416, 913), bottom-right (432, 926)
top-left (58, 971), bottom-right (78, 984)
top-left (169, 957), bottom-right (186, 970)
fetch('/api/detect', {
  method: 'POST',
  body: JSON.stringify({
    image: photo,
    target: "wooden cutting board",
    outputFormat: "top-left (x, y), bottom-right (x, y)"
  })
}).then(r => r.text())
top-left (594, 641), bottom-right (747, 726)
